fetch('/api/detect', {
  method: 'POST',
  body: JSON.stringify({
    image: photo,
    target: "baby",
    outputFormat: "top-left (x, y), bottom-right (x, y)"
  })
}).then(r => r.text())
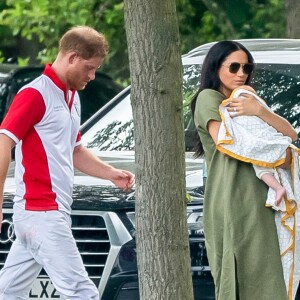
top-left (218, 85), bottom-right (292, 208)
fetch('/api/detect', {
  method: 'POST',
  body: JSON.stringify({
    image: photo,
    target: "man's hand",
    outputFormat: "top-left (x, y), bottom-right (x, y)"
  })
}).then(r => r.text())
top-left (110, 169), bottom-right (135, 192)
top-left (73, 145), bottom-right (135, 191)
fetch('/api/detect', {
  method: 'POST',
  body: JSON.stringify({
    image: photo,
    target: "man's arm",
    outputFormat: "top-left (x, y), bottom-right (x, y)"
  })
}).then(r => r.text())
top-left (73, 144), bottom-right (135, 192)
top-left (0, 134), bottom-right (16, 232)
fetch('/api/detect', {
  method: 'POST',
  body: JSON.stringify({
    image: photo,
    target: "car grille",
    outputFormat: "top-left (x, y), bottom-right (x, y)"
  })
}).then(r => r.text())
top-left (190, 236), bottom-right (210, 274)
top-left (71, 213), bottom-right (110, 282)
top-left (0, 211), bottom-right (110, 286)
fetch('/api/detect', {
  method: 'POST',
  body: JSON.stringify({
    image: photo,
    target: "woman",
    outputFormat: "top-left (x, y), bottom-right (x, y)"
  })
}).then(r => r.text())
top-left (191, 41), bottom-right (297, 299)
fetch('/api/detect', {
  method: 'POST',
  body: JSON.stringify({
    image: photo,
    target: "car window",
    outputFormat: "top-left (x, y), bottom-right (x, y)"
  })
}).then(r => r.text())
top-left (79, 74), bottom-right (122, 123)
top-left (81, 62), bottom-right (300, 151)
top-left (253, 64), bottom-right (300, 134)
top-left (82, 94), bottom-right (134, 150)
top-left (80, 64), bottom-right (202, 151)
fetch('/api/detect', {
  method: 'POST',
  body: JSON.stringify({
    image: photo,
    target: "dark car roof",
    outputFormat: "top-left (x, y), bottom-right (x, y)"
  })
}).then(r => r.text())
top-left (0, 64), bottom-right (122, 124)
top-left (0, 64), bottom-right (43, 80)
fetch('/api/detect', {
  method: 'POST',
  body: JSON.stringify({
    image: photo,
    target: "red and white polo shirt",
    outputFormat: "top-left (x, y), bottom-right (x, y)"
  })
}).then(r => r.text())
top-left (0, 65), bottom-right (81, 214)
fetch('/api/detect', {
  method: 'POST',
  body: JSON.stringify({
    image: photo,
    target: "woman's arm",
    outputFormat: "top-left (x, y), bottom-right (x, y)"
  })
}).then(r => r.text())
top-left (229, 94), bottom-right (298, 141)
top-left (257, 108), bottom-right (298, 141)
top-left (207, 120), bottom-right (221, 144)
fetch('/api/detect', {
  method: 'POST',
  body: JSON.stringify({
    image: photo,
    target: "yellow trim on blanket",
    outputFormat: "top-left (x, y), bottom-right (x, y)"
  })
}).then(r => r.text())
top-left (217, 139), bottom-right (234, 145)
top-left (216, 144), bottom-right (286, 168)
top-left (218, 102), bottom-right (233, 143)
top-left (283, 200), bottom-right (297, 300)
top-left (287, 153), bottom-right (297, 300)
top-left (288, 204), bottom-right (296, 300)
top-left (274, 153), bottom-right (298, 300)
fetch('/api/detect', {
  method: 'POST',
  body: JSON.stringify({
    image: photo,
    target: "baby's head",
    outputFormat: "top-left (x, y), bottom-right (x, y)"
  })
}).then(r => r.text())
top-left (238, 85), bottom-right (256, 94)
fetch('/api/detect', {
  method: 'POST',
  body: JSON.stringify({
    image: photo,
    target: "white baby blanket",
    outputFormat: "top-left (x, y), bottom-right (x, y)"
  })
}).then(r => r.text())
top-left (217, 88), bottom-right (292, 167)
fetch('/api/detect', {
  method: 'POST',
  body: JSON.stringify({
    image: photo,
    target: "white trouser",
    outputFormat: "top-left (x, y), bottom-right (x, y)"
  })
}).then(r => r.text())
top-left (0, 205), bottom-right (99, 300)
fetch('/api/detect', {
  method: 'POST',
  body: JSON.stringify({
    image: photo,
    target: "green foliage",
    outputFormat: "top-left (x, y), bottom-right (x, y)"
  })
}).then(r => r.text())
top-left (0, 0), bottom-right (287, 82)
top-left (0, 0), bottom-right (97, 62)
top-left (0, 0), bottom-right (129, 83)
top-left (0, 51), bottom-right (4, 63)
top-left (92, 1), bottom-right (129, 85)
top-left (17, 56), bottom-right (30, 66)
top-left (176, 0), bottom-right (286, 55)
top-left (248, 0), bottom-right (286, 38)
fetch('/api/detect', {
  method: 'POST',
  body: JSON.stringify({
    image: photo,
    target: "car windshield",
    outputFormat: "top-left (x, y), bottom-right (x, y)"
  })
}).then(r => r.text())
top-left (82, 94), bottom-right (134, 151)
top-left (81, 62), bottom-right (300, 151)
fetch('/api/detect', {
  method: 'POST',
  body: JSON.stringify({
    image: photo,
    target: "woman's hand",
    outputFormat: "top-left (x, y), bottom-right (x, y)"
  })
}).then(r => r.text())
top-left (227, 93), bottom-right (263, 117)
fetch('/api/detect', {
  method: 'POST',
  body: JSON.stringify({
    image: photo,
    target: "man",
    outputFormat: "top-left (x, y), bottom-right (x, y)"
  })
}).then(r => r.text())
top-left (0, 26), bottom-right (135, 299)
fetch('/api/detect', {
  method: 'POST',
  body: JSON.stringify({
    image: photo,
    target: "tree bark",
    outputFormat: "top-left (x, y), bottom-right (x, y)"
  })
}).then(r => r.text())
top-left (285, 0), bottom-right (300, 38)
top-left (123, 1), bottom-right (194, 299)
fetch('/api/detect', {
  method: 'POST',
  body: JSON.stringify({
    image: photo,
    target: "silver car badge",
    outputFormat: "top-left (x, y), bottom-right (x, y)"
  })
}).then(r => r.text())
top-left (0, 219), bottom-right (15, 244)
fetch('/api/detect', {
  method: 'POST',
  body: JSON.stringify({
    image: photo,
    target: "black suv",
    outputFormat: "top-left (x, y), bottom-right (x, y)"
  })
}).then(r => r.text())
top-left (1, 39), bottom-right (300, 299)
top-left (0, 64), bottom-right (122, 124)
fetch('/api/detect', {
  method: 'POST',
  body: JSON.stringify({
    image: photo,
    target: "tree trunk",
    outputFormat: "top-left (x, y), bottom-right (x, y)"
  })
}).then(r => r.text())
top-left (285, 0), bottom-right (300, 38)
top-left (123, 1), bottom-right (194, 300)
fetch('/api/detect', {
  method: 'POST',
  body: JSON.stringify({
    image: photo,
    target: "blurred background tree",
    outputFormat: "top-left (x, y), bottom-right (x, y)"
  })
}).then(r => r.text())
top-left (0, 0), bottom-right (296, 85)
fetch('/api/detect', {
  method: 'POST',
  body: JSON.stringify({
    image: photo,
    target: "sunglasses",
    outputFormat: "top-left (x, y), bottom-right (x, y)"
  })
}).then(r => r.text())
top-left (222, 62), bottom-right (254, 75)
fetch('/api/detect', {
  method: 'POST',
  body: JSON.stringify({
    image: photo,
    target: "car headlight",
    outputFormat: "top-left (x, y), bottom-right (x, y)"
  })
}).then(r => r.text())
top-left (187, 209), bottom-right (204, 236)
top-left (127, 211), bottom-right (136, 228)
top-left (126, 209), bottom-right (203, 235)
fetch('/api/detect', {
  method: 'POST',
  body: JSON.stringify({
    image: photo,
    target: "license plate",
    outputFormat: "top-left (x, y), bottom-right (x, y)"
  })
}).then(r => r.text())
top-left (29, 279), bottom-right (60, 299)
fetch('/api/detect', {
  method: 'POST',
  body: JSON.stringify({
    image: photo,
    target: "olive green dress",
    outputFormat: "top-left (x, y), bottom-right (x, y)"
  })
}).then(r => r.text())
top-left (194, 89), bottom-right (287, 300)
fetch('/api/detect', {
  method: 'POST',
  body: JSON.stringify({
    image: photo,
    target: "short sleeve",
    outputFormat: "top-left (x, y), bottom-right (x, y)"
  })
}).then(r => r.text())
top-left (0, 87), bottom-right (46, 142)
top-left (194, 89), bottom-right (224, 131)
top-left (75, 132), bottom-right (82, 146)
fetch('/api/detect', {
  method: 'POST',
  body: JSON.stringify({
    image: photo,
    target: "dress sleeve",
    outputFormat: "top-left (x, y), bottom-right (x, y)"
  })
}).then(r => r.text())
top-left (194, 89), bottom-right (224, 131)
top-left (0, 87), bottom-right (46, 142)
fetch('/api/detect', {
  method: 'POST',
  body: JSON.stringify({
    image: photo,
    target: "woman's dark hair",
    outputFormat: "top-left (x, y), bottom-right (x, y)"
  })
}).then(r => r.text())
top-left (190, 40), bottom-right (255, 157)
